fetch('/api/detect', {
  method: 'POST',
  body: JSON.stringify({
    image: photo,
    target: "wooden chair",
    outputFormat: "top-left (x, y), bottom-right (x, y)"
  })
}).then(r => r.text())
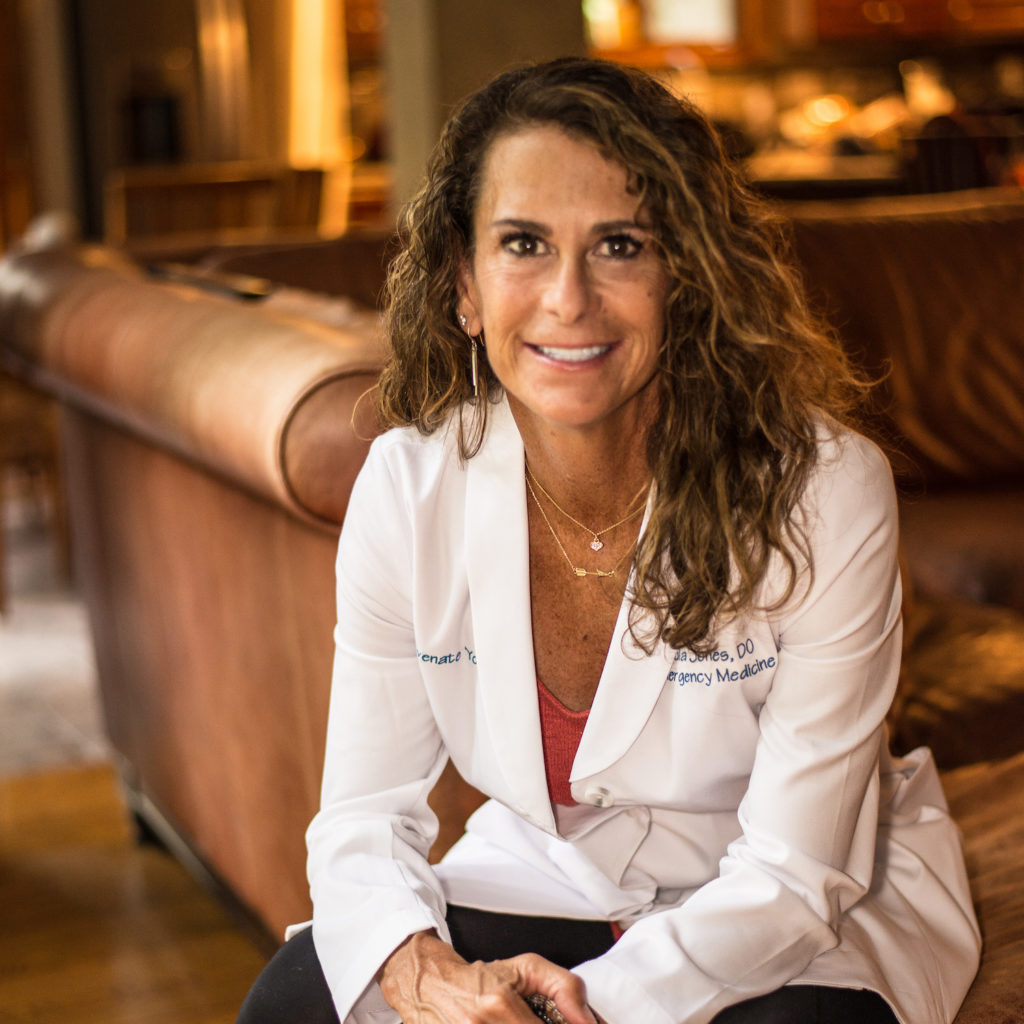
top-left (103, 161), bottom-right (324, 244)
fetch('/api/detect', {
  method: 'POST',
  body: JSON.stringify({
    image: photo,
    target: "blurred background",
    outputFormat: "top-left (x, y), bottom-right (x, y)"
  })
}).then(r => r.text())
top-left (2, 0), bottom-right (1023, 256)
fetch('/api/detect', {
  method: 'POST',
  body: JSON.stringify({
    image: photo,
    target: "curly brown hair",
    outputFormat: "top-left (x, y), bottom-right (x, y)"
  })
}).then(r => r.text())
top-left (378, 57), bottom-right (866, 654)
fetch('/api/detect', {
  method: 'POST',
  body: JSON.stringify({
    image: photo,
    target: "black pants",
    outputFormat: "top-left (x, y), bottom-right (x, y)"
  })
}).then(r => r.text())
top-left (236, 906), bottom-right (898, 1023)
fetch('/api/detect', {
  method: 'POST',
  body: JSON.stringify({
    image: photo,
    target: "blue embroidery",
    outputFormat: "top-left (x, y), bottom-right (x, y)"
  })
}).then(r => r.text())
top-left (669, 636), bottom-right (776, 687)
top-left (416, 648), bottom-right (462, 666)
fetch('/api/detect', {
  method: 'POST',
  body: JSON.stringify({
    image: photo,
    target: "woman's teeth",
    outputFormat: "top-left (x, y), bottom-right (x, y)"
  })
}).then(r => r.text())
top-left (535, 345), bottom-right (611, 362)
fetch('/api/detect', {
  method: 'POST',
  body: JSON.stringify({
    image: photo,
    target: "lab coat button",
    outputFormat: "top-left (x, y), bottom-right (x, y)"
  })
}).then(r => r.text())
top-left (587, 786), bottom-right (613, 807)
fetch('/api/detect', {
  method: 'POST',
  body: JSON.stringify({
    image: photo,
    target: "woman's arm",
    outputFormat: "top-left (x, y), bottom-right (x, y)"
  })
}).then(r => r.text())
top-left (307, 437), bottom-right (602, 1024)
top-left (575, 433), bottom-right (905, 1024)
top-left (305, 441), bottom-right (455, 1019)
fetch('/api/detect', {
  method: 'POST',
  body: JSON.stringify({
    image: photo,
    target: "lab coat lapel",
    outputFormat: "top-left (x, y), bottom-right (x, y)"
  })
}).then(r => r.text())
top-left (572, 520), bottom-right (676, 781)
top-left (465, 399), bottom-right (556, 832)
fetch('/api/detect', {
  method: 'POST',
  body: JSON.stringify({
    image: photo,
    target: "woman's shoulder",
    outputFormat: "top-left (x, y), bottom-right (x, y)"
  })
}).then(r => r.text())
top-left (368, 394), bottom-right (515, 472)
top-left (802, 419), bottom-right (897, 539)
top-left (357, 399), bottom-right (509, 507)
top-left (367, 412), bottom-right (463, 474)
top-left (812, 418), bottom-right (893, 490)
top-left (341, 418), bottom-right (465, 561)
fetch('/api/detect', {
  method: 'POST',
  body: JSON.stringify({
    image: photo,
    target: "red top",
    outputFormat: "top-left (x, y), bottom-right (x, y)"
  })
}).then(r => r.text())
top-left (537, 680), bottom-right (626, 940)
top-left (537, 678), bottom-right (589, 806)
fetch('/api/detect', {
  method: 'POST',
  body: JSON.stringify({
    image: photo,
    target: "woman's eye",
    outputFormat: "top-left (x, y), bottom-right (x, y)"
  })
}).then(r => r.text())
top-left (600, 234), bottom-right (643, 259)
top-left (501, 233), bottom-right (544, 257)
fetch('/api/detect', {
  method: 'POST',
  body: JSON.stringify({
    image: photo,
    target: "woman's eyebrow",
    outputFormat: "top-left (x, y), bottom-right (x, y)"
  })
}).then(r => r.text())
top-left (594, 218), bottom-right (646, 234)
top-left (489, 217), bottom-right (645, 234)
top-left (490, 217), bottom-right (549, 234)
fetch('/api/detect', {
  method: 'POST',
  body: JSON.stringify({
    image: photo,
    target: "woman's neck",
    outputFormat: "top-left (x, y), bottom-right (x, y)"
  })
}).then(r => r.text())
top-left (511, 408), bottom-right (654, 524)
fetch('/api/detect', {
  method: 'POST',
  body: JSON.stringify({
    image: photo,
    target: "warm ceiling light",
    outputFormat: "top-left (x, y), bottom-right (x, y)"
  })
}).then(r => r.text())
top-left (806, 94), bottom-right (851, 127)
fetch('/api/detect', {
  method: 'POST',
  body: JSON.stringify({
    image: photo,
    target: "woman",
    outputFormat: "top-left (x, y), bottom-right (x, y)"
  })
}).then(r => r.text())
top-left (238, 57), bottom-right (979, 1024)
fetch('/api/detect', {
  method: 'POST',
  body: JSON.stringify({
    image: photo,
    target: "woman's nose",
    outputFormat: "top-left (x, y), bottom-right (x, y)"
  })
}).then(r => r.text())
top-left (542, 256), bottom-right (593, 323)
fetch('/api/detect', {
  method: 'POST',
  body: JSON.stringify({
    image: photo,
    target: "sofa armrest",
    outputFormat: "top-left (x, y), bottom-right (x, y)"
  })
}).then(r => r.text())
top-left (0, 246), bottom-right (386, 527)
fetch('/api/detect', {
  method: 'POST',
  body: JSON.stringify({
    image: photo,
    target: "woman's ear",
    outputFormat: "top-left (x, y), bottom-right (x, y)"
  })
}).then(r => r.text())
top-left (456, 261), bottom-right (483, 336)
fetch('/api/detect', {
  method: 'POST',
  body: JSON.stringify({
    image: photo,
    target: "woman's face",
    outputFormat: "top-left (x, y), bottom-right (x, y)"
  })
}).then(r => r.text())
top-left (458, 125), bottom-right (669, 445)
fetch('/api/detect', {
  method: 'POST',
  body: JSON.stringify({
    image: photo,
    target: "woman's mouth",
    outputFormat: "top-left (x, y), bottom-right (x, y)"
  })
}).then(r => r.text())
top-left (533, 344), bottom-right (612, 363)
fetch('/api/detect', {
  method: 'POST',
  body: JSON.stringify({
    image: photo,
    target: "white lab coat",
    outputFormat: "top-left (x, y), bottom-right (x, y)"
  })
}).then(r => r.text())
top-left (303, 396), bottom-right (980, 1024)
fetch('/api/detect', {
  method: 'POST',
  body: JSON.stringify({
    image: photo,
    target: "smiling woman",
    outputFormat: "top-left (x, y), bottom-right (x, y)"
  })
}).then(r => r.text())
top-left (238, 57), bottom-right (980, 1024)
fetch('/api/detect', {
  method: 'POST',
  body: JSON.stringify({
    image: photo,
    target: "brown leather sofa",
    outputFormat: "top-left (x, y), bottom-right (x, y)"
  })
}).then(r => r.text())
top-left (1, 189), bottom-right (1022, 1021)
top-left (0, 243), bottom-right (387, 946)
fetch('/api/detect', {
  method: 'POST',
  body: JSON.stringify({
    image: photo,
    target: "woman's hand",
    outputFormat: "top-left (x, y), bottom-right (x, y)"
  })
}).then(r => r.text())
top-left (377, 930), bottom-right (599, 1024)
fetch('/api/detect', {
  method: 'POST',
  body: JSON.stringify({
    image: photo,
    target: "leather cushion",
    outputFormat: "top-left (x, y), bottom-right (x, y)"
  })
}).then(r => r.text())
top-left (891, 597), bottom-right (1024, 770)
top-left (899, 488), bottom-right (1024, 615)
top-left (943, 751), bottom-right (1024, 1024)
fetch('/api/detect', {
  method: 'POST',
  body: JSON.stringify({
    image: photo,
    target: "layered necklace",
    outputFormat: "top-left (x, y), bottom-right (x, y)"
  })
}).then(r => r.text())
top-left (525, 462), bottom-right (649, 579)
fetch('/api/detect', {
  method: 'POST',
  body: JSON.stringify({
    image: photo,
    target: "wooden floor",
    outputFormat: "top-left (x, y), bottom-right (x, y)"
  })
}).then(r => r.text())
top-left (0, 762), bottom-right (268, 1024)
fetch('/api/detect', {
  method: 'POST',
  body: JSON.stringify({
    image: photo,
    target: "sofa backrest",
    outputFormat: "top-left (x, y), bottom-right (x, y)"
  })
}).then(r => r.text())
top-left (202, 191), bottom-right (1024, 496)
top-left (786, 188), bottom-right (1024, 490)
top-left (199, 230), bottom-right (395, 311)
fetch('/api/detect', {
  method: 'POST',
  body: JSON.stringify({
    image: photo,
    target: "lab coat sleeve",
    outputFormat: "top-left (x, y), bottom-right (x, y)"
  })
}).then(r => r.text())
top-left (574, 433), bottom-right (903, 1024)
top-left (305, 439), bottom-right (450, 1023)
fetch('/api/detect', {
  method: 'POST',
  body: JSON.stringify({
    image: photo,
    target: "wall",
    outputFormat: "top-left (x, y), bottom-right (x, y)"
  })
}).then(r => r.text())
top-left (384, 0), bottom-right (587, 206)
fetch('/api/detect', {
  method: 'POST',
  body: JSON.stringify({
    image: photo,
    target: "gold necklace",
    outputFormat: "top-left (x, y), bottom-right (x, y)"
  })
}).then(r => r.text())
top-left (526, 474), bottom-right (638, 579)
top-left (524, 463), bottom-right (648, 552)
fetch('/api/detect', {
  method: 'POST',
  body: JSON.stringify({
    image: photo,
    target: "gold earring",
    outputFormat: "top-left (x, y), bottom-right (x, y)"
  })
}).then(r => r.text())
top-left (458, 315), bottom-right (479, 400)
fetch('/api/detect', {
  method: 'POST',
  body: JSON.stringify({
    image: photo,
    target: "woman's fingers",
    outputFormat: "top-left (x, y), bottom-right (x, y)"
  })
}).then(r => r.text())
top-left (377, 932), bottom-right (606, 1023)
top-left (378, 931), bottom-right (547, 1023)
top-left (495, 953), bottom-right (598, 1024)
